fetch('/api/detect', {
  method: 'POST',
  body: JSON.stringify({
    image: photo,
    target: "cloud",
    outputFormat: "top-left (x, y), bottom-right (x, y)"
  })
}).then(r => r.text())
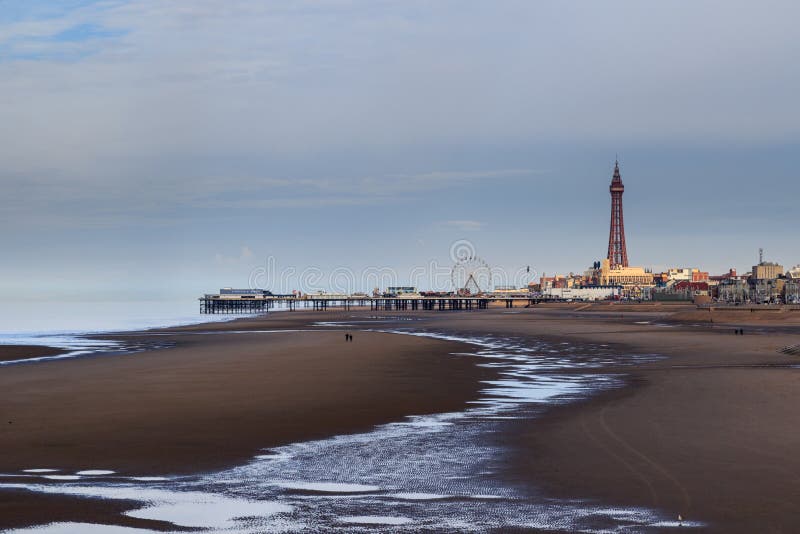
top-left (0, 166), bottom-right (541, 228)
top-left (0, 2), bottom-right (128, 60)
top-left (214, 245), bottom-right (254, 265)
top-left (443, 220), bottom-right (485, 231)
top-left (1, 0), bottom-right (797, 176)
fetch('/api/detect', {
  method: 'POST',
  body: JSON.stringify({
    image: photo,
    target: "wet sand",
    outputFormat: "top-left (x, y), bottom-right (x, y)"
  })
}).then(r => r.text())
top-left (0, 490), bottom-right (179, 532)
top-left (0, 344), bottom-right (66, 362)
top-left (0, 321), bottom-right (491, 530)
top-left (3, 305), bottom-right (800, 532)
top-left (420, 306), bottom-right (800, 533)
top-left (163, 306), bottom-right (800, 532)
top-left (0, 330), bottom-right (486, 474)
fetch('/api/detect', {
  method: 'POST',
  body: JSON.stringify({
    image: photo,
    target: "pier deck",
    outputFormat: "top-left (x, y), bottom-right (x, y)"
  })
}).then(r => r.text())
top-left (199, 295), bottom-right (538, 314)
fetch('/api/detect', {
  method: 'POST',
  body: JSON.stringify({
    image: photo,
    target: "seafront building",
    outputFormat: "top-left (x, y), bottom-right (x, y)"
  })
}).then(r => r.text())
top-left (785, 269), bottom-right (800, 304)
top-left (716, 278), bottom-right (750, 303)
top-left (743, 253), bottom-right (786, 303)
top-left (660, 268), bottom-right (709, 283)
top-left (596, 258), bottom-right (652, 289)
top-left (709, 269), bottom-right (739, 284)
top-left (752, 261), bottom-right (784, 281)
top-left (544, 286), bottom-right (621, 301)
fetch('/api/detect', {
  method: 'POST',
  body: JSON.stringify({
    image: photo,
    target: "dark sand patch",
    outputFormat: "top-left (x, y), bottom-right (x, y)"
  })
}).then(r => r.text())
top-left (0, 345), bottom-right (66, 363)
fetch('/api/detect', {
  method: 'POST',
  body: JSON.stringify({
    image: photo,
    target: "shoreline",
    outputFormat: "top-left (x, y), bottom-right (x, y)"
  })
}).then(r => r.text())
top-left (0, 309), bottom-right (261, 366)
top-left (4, 301), bottom-right (798, 366)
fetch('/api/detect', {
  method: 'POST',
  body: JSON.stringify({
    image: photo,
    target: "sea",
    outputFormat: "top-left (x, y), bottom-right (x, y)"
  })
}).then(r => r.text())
top-left (0, 300), bottom-right (248, 359)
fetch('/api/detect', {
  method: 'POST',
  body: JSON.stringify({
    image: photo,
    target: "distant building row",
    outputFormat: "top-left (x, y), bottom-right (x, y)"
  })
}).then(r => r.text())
top-left (533, 258), bottom-right (800, 304)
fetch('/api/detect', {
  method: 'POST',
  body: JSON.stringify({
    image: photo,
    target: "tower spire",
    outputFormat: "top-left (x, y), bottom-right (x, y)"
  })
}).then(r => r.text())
top-left (607, 159), bottom-right (629, 268)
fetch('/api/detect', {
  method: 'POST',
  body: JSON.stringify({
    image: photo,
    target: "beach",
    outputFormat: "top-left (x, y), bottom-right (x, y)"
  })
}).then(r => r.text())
top-left (1, 305), bottom-right (799, 532)
top-left (0, 319), bottom-right (493, 530)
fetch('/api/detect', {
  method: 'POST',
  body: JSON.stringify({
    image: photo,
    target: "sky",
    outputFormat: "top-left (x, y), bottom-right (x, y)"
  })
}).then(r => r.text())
top-left (0, 0), bottom-right (798, 299)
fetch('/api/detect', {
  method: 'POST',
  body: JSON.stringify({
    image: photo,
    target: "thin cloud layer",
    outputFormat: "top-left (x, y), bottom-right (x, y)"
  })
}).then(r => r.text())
top-left (0, 1), bottom-right (798, 297)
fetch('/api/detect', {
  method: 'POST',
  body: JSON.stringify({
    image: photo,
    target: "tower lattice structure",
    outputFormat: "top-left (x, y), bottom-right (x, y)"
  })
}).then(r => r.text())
top-left (607, 160), bottom-right (629, 268)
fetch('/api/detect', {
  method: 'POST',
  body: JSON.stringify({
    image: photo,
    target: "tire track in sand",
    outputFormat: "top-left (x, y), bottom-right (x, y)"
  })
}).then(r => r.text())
top-left (579, 412), bottom-right (660, 507)
top-left (598, 406), bottom-right (692, 514)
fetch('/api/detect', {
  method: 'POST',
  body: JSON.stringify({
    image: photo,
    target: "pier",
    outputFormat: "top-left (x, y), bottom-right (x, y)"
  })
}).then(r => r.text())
top-left (199, 293), bottom-right (539, 314)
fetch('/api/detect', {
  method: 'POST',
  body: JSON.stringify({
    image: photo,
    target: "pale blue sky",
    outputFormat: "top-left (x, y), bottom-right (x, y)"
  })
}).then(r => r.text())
top-left (0, 1), bottom-right (798, 299)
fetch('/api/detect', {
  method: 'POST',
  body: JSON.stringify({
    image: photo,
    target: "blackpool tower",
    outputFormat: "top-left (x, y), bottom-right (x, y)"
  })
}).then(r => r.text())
top-left (607, 159), bottom-right (629, 268)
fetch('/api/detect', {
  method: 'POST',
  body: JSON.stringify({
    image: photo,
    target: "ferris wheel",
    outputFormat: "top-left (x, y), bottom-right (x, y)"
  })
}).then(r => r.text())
top-left (451, 255), bottom-right (492, 295)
